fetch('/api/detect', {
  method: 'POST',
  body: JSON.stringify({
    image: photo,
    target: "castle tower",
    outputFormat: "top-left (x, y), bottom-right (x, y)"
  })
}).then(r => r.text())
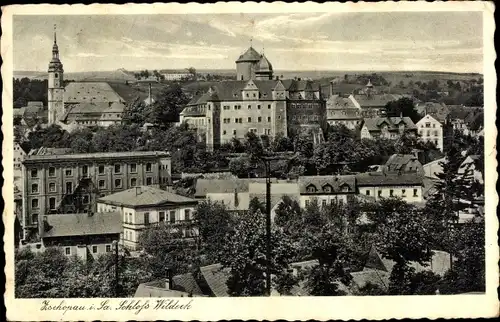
top-left (235, 44), bottom-right (261, 81)
top-left (255, 53), bottom-right (273, 80)
top-left (48, 24), bottom-right (64, 124)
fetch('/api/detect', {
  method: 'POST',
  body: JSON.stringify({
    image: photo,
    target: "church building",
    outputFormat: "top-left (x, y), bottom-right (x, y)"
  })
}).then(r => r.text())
top-left (47, 27), bottom-right (126, 127)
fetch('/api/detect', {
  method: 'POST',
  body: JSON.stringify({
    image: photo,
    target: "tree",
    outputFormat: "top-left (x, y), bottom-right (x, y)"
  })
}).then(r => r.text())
top-left (186, 67), bottom-right (197, 80)
top-left (221, 205), bottom-right (297, 296)
top-left (148, 84), bottom-right (189, 125)
top-left (364, 198), bottom-right (433, 294)
top-left (68, 127), bottom-right (94, 153)
top-left (195, 201), bottom-right (235, 263)
top-left (385, 97), bottom-right (422, 123)
top-left (122, 97), bottom-right (150, 125)
top-left (228, 156), bottom-right (252, 178)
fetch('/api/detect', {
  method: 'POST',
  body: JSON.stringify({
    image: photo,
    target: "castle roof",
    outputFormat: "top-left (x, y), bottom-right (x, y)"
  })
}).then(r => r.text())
top-left (236, 46), bottom-right (261, 63)
top-left (257, 54), bottom-right (273, 72)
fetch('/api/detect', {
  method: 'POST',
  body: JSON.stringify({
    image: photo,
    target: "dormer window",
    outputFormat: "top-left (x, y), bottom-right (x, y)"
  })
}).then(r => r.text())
top-left (340, 183), bottom-right (350, 192)
top-left (323, 184), bottom-right (332, 193)
top-left (306, 184), bottom-right (317, 193)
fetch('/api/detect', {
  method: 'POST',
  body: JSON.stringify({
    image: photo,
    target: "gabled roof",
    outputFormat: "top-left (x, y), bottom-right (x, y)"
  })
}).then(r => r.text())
top-left (180, 105), bottom-right (206, 117)
top-left (199, 263), bottom-right (231, 297)
top-left (298, 175), bottom-right (356, 194)
top-left (352, 93), bottom-right (403, 108)
top-left (362, 117), bottom-right (417, 132)
top-left (134, 274), bottom-right (204, 297)
top-left (355, 172), bottom-right (423, 186)
top-left (385, 154), bottom-right (419, 171)
top-left (326, 95), bottom-right (360, 110)
top-left (98, 186), bottom-right (197, 208)
top-left (60, 101), bottom-right (126, 122)
top-left (64, 82), bottom-right (125, 103)
top-left (42, 212), bottom-right (122, 238)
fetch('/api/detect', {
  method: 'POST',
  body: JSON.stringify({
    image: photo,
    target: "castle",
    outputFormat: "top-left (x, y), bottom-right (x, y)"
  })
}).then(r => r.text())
top-left (180, 46), bottom-right (326, 149)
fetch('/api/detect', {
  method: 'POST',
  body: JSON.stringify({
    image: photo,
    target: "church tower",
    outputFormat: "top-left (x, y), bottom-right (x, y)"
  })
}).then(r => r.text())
top-left (48, 25), bottom-right (64, 124)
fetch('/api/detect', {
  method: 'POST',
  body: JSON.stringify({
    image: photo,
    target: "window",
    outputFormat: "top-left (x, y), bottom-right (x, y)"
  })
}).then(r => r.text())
top-left (184, 209), bottom-right (191, 221)
top-left (235, 118), bottom-right (239, 123)
top-left (233, 129), bottom-right (237, 135)
top-left (169, 211), bottom-right (176, 224)
top-left (307, 185), bottom-right (316, 193)
top-left (106, 245), bottom-right (111, 253)
top-left (425, 122), bottom-right (431, 128)
top-left (114, 164), bottom-right (121, 174)
top-left (267, 116), bottom-right (271, 122)
top-left (31, 169), bottom-right (38, 178)
top-left (402, 189), bottom-right (406, 196)
top-left (65, 247), bottom-right (71, 255)
top-left (66, 182), bottom-right (73, 193)
top-left (55, 73), bottom-right (58, 78)
top-left (278, 115), bottom-right (281, 119)
top-left (246, 93), bottom-right (249, 97)
top-left (146, 163), bottom-right (152, 172)
top-left (49, 197), bottom-right (56, 210)
top-left (305, 200), bottom-right (310, 207)
top-left (81, 165), bottom-right (88, 176)
top-left (65, 169), bottom-right (72, 176)
top-left (31, 184), bottom-right (39, 193)
top-left (248, 105), bottom-right (251, 109)
top-left (144, 213), bottom-right (150, 225)
top-left (159, 211), bottom-right (166, 222)
top-left (322, 199), bottom-right (327, 207)
top-left (32, 213), bottom-right (38, 224)
top-left (128, 213), bottom-right (133, 223)
top-left (49, 182), bottom-right (56, 192)
top-left (130, 178), bottom-right (137, 187)
top-left (130, 164), bottom-right (137, 173)
top-left (48, 167), bottom-right (56, 177)
top-left (390, 189), bottom-right (394, 197)
top-left (114, 179), bottom-right (122, 188)
top-left (223, 130), bottom-right (227, 135)
top-left (366, 190), bottom-right (370, 196)
top-left (146, 177), bottom-right (152, 185)
top-left (268, 104), bottom-right (271, 109)
top-left (413, 189), bottom-right (418, 197)
top-left (378, 190), bottom-right (382, 197)
top-left (123, 213), bottom-right (128, 223)
top-left (98, 165), bottom-right (105, 174)
top-left (82, 195), bottom-right (90, 204)
top-left (432, 124), bottom-right (436, 128)
top-left (248, 117), bottom-right (252, 122)
top-left (257, 105), bottom-right (261, 109)
top-left (98, 180), bottom-right (105, 188)
top-left (434, 131), bottom-right (438, 136)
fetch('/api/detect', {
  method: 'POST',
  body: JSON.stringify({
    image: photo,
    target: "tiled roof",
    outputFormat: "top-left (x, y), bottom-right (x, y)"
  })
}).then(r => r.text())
top-left (355, 172), bottom-right (423, 186)
top-left (351, 269), bottom-right (390, 291)
top-left (385, 154), bottom-right (418, 171)
top-left (180, 105), bottom-right (206, 117)
top-left (200, 263), bottom-right (231, 297)
top-left (42, 212), bottom-right (122, 238)
top-left (326, 95), bottom-right (359, 109)
top-left (60, 101), bottom-right (126, 122)
top-left (236, 46), bottom-right (261, 62)
top-left (98, 186), bottom-right (197, 208)
top-left (64, 82), bottom-right (125, 103)
top-left (352, 93), bottom-right (403, 108)
top-left (298, 175), bottom-right (356, 194)
top-left (416, 102), bottom-right (450, 122)
top-left (134, 274), bottom-right (204, 297)
top-left (362, 117), bottom-right (417, 132)
top-left (29, 147), bottom-right (73, 156)
top-left (257, 54), bottom-right (273, 71)
top-left (24, 150), bottom-right (169, 162)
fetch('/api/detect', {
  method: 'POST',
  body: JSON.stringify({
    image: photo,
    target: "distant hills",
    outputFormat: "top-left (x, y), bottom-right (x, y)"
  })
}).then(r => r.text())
top-left (14, 69), bottom-right (482, 83)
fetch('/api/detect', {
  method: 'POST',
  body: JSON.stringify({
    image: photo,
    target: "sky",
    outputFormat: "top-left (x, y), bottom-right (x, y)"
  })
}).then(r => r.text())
top-left (13, 12), bottom-right (483, 73)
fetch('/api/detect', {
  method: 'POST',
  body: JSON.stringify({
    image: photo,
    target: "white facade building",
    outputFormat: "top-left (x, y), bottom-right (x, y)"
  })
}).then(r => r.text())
top-left (416, 114), bottom-right (444, 152)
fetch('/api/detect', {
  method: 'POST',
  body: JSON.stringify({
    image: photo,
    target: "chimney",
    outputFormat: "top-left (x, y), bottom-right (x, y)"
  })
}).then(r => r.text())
top-left (165, 269), bottom-right (173, 290)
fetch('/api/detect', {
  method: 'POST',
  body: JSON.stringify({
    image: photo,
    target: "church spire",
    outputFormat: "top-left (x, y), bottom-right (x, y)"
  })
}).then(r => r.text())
top-left (52, 24), bottom-right (60, 61)
top-left (54, 24), bottom-right (57, 44)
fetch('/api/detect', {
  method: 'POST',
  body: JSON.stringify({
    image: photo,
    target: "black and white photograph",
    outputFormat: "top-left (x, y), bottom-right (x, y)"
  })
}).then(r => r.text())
top-left (2, 2), bottom-right (497, 321)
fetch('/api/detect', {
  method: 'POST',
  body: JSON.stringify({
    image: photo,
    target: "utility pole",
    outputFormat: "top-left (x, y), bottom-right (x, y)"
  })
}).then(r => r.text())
top-left (264, 158), bottom-right (271, 297)
top-left (113, 240), bottom-right (119, 297)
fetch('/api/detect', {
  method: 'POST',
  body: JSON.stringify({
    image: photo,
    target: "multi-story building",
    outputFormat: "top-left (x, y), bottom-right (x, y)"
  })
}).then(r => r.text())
top-left (180, 46), bottom-right (326, 150)
top-left (416, 114), bottom-right (444, 152)
top-left (356, 172), bottom-right (424, 204)
top-left (350, 81), bottom-right (405, 117)
top-left (325, 94), bottom-right (362, 130)
top-left (360, 116), bottom-right (417, 140)
top-left (298, 175), bottom-right (357, 208)
top-left (40, 212), bottom-right (122, 260)
top-left (97, 186), bottom-right (198, 250)
top-left (14, 142), bottom-right (27, 188)
top-left (21, 150), bottom-right (171, 240)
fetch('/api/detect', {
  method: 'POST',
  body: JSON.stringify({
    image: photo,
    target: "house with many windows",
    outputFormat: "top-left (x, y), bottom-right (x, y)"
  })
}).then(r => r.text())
top-left (97, 186), bottom-right (198, 250)
top-left (21, 150), bottom-right (171, 241)
top-left (416, 114), bottom-right (445, 152)
top-left (355, 172), bottom-right (424, 204)
top-left (360, 117), bottom-right (417, 140)
top-left (298, 175), bottom-right (357, 208)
